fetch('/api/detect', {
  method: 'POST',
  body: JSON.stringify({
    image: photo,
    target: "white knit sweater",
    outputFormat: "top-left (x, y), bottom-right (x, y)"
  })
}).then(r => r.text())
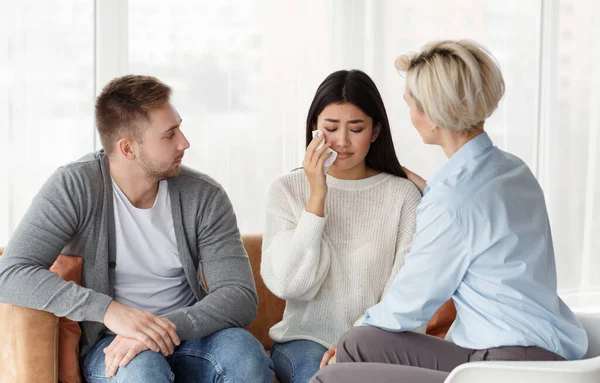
top-left (261, 170), bottom-right (423, 348)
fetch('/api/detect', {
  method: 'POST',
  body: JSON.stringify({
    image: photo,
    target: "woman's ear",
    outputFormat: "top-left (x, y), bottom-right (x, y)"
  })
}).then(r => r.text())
top-left (372, 123), bottom-right (381, 142)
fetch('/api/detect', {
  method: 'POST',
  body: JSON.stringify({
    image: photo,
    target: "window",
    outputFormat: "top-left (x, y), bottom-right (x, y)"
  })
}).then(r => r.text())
top-left (1, 0), bottom-right (598, 307)
top-left (0, 0), bottom-right (94, 244)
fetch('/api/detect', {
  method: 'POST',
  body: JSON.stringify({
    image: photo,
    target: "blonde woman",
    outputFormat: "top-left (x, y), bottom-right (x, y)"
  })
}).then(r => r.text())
top-left (311, 40), bottom-right (588, 383)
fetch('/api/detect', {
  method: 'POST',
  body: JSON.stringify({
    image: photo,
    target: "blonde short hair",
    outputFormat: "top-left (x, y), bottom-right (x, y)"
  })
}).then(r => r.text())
top-left (395, 40), bottom-right (505, 133)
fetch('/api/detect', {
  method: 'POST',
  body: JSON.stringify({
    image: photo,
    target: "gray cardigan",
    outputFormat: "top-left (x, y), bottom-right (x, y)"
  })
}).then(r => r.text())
top-left (0, 151), bottom-right (258, 358)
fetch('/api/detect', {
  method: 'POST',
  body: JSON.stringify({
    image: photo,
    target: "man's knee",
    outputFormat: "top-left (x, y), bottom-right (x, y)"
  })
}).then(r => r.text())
top-left (84, 337), bottom-right (173, 383)
top-left (115, 350), bottom-right (173, 382)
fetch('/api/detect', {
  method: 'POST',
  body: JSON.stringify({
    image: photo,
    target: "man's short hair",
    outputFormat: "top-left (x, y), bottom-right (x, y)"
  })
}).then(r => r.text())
top-left (95, 75), bottom-right (172, 153)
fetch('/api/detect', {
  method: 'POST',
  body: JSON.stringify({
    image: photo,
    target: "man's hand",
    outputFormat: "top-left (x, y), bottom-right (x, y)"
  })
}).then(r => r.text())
top-left (103, 301), bottom-right (180, 356)
top-left (320, 345), bottom-right (337, 368)
top-left (103, 335), bottom-right (149, 377)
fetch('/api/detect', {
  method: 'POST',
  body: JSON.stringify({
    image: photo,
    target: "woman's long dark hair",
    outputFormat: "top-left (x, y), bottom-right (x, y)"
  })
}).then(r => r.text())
top-left (305, 70), bottom-right (407, 179)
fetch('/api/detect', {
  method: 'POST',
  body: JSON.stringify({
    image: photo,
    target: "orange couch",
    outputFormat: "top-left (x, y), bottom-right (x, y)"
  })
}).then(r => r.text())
top-left (0, 235), bottom-right (454, 382)
top-left (0, 235), bottom-right (285, 382)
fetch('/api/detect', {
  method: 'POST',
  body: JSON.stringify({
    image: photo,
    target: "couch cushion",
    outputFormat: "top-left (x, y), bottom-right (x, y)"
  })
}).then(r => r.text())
top-left (243, 234), bottom-right (286, 350)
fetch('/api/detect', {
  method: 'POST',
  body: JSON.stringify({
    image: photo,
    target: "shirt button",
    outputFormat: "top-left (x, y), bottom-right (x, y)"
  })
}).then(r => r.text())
top-left (108, 261), bottom-right (116, 269)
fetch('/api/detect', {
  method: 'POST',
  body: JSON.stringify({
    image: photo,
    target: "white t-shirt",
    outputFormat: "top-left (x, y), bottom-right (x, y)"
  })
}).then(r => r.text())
top-left (112, 178), bottom-right (196, 316)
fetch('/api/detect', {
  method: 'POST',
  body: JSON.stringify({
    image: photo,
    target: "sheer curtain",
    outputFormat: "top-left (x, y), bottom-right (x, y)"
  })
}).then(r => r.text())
top-left (127, 0), bottom-right (542, 232)
top-left (0, 0), bottom-right (598, 308)
top-left (0, 0), bottom-right (95, 244)
top-left (538, 0), bottom-right (600, 309)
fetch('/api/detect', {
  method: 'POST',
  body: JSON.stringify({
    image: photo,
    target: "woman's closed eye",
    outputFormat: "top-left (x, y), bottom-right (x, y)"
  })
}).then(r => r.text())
top-left (324, 128), bottom-right (364, 133)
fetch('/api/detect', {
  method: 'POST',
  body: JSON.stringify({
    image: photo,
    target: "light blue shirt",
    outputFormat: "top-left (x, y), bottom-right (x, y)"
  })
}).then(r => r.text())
top-left (364, 132), bottom-right (588, 360)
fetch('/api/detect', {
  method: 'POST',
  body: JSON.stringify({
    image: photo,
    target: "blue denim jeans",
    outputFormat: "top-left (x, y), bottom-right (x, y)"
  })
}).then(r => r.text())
top-left (270, 340), bottom-right (328, 383)
top-left (83, 328), bottom-right (274, 383)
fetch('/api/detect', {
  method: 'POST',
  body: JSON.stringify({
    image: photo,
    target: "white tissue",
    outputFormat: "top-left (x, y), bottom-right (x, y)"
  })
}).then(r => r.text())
top-left (312, 130), bottom-right (338, 174)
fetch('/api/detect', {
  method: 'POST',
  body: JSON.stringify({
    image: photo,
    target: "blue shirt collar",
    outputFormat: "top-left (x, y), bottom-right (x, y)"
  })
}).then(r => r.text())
top-left (424, 132), bottom-right (493, 195)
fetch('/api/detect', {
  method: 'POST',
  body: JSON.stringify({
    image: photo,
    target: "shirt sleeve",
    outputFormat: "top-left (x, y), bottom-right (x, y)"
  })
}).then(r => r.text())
top-left (363, 201), bottom-right (470, 331)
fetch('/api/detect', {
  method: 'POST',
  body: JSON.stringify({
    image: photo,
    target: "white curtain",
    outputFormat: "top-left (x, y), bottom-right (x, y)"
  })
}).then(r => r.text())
top-left (538, 0), bottom-right (600, 309)
top-left (1, 0), bottom-right (598, 309)
top-left (0, 0), bottom-right (95, 244)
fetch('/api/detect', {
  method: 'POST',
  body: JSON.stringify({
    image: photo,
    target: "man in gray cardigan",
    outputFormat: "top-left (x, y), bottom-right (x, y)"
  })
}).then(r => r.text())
top-left (0, 75), bottom-right (274, 382)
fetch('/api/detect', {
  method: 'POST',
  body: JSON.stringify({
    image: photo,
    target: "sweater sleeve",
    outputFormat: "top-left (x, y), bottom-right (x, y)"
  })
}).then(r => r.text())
top-left (260, 176), bottom-right (331, 301)
top-left (0, 167), bottom-right (113, 322)
top-left (164, 187), bottom-right (258, 340)
top-left (381, 185), bottom-right (420, 300)
top-left (354, 184), bottom-right (426, 333)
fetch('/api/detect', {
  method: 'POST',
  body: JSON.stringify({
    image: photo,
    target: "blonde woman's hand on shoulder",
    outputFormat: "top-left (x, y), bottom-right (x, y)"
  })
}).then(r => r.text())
top-left (402, 166), bottom-right (427, 194)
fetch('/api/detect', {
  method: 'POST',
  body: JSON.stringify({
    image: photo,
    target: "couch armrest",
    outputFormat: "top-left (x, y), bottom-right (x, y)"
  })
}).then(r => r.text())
top-left (0, 303), bottom-right (60, 383)
top-left (0, 246), bottom-right (60, 382)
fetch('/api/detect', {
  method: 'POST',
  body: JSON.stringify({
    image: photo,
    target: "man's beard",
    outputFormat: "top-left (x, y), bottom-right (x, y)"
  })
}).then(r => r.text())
top-left (138, 148), bottom-right (181, 180)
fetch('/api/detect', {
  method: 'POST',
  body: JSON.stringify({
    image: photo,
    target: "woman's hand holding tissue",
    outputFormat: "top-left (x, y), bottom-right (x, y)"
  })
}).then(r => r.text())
top-left (303, 130), bottom-right (334, 217)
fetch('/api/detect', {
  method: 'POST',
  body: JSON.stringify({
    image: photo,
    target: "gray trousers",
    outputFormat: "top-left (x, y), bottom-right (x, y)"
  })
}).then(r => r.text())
top-left (310, 326), bottom-right (564, 383)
